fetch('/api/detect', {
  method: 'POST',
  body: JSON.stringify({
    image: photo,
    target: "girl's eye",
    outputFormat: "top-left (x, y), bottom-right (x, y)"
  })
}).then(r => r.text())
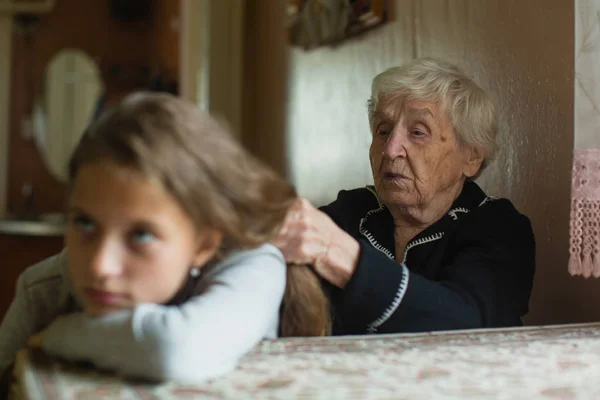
top-left (74, 216), bottom-right (96, 233)
top-left (131, 230), bottom-right (156, 244)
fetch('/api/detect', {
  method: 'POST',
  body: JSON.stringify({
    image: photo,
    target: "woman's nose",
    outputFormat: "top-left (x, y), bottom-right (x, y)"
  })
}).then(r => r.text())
top-left (87, 239), bottom-right (123, 279)
top-left (382, 125), bottom-right (408, 159)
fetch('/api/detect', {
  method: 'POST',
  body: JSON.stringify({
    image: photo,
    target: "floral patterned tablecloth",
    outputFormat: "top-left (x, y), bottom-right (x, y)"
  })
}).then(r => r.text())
top-left (14, 323), bottom-right (600, 399)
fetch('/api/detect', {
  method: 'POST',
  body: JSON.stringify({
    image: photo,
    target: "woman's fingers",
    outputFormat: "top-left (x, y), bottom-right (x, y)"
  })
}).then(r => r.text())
top-left (272, 197), bottom-right (359, 287)
top-left (274, 198), bottom-right (327, 264)
top-left (274, 229), bottom-right (319, 264)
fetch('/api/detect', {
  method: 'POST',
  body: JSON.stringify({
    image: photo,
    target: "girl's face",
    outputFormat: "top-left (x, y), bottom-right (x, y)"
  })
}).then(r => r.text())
top-left (66, 161), bottom-right (221, 316)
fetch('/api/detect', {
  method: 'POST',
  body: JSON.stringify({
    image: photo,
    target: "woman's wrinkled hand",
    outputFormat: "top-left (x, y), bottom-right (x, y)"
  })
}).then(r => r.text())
top-left (272, 198), bottom-right (360, 288)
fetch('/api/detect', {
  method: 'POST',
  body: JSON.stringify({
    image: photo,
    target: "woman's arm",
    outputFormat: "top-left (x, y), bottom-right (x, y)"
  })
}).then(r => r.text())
top-left (274, 197), bottom-right (535, 335)
top-left (40, 244), bottom-right (286, 383)
top-left (331, 204), bottom-right (536, 334)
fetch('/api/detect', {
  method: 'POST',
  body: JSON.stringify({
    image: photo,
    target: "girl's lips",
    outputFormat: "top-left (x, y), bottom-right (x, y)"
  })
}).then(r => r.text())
top-left (84, 288), bottom-right (126, 305)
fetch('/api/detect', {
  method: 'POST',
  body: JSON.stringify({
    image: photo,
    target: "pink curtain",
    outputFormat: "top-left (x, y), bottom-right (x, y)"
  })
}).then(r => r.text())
top-left (570, 0), bottom-right (600, 277)
top-left (570, 149), bottom-right (600, 277)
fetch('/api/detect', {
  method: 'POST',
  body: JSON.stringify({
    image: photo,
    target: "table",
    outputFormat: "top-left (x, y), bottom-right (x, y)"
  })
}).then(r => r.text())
top-left (14, 323), bottom-right (600, 399)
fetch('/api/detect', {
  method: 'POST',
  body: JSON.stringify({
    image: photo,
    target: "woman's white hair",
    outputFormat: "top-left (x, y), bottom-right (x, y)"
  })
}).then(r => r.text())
top-left (368, 57), bottom-right (498, 178)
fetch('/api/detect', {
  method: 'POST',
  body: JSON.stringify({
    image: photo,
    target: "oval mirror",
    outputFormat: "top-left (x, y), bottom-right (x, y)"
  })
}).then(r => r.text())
top-left (33, 49), bottom-right (104, 182)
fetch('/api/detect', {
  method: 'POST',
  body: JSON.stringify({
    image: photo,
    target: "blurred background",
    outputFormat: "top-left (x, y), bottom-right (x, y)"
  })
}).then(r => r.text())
top-left (0, 0), bottom-right (597, 329)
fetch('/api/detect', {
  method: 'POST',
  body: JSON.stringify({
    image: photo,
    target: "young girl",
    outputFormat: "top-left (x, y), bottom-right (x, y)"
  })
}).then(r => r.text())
top-left (0, 92), bottom-right (330, 385)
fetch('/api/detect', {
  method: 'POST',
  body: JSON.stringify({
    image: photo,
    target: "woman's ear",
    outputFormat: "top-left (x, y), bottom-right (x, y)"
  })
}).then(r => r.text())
top-left (462, 147), bottom-right (485, 178)
top-left (192, 229), bottom-right (223, 269)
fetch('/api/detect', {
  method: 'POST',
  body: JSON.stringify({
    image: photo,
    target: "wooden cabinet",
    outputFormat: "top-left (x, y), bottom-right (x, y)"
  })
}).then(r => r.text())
top-left (0, 234), bottom-right (64, 321)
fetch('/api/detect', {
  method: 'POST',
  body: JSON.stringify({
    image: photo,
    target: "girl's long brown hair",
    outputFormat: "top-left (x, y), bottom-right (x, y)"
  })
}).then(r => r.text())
top-left (68, 92), bottom-right (330, 336)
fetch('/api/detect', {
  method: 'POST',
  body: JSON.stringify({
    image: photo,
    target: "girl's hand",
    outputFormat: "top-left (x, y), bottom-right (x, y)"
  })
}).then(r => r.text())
top-left (27, 315), bottom-right (69, 348)
top-left (27, 329), bottom-right (48, 348)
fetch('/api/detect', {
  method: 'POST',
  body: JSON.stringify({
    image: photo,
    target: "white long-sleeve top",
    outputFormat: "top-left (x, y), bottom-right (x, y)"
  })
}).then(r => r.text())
top-left (0, 244), bottom-right (286, 383)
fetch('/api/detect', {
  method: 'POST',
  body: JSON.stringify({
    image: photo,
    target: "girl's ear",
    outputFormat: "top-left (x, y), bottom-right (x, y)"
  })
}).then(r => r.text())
top-left (191, 228), bottom-right (223, 269)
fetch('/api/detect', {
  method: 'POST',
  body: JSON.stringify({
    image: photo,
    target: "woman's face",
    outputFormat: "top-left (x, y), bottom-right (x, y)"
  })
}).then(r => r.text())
top-left (66, 161), bottom-right (221, 316)
top-left (369, 97), bottom-right (482, 214)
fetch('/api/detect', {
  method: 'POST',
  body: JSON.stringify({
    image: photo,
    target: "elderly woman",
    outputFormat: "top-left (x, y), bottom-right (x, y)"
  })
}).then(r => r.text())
top-left (274, 57), bottom-right (535, 335)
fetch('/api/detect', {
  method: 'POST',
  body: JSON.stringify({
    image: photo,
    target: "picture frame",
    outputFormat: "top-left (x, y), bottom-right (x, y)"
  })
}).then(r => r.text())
top-left (287, 0), bottom-right (388, 49)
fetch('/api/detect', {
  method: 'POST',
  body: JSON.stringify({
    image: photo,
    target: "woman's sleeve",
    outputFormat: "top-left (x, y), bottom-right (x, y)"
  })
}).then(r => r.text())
top-left (331, 205), bottom-right (536, 334)
top-left (41, 244), bottom-right (287, 383)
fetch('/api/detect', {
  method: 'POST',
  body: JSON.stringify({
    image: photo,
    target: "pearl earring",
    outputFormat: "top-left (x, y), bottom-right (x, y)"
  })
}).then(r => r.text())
top-left (190, 268), bottom-right (201, 278)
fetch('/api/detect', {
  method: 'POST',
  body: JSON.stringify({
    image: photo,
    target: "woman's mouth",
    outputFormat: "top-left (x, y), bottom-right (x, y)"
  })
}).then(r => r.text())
top-left (383, 172), bottom-right (407, 180)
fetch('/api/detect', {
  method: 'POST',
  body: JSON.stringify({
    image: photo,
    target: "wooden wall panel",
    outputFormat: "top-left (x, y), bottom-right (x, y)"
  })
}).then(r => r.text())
top-left (8, 0), bottom-right (156, 217)
top-left (0, 234), bottom-right (64, 320)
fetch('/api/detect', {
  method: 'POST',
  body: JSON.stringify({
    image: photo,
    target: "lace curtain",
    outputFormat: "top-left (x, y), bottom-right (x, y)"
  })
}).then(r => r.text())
top-left (570, 0), bottom-right (600, 277)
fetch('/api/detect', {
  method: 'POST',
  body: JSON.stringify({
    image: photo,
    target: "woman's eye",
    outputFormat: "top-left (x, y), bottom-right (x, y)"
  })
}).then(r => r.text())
top-left (73, 216), bottom-right (96, 233)
top-left (377, 128), bottom-right (391, 136)
top-left (131, 230), bottom-right (156, 244)
top-left (412, 129), bottom-right (426, 137)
